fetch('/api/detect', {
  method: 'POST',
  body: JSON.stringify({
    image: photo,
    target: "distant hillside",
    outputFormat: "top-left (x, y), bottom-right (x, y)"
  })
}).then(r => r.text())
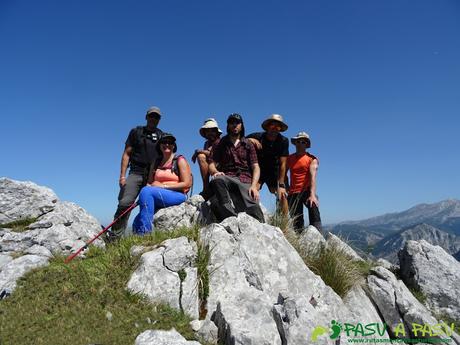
top-left (333, 199), bottom-right (460, 235)
top-left (329, 224), bottom-right (386, 254)
top-left (371, 223), bottom-right (460, 263)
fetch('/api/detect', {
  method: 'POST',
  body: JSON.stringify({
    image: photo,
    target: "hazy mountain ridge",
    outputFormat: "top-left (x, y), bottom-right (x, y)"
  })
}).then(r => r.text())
top-left (372, 223), bottom-right (460, 263)
top-left (330, 199), bottom-right (460, 262)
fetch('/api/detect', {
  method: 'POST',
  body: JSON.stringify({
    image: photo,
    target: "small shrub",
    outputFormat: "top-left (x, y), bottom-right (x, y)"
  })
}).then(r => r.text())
top-left (304, 243), bottom-right (364, 297)
top-left (410, 287), bottom-right (427, 305)
top-left (0, 217), bottom-right (38, 232)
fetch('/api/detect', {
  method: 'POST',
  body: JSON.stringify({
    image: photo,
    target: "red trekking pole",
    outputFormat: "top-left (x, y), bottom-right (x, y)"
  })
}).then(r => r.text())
top-left (65, 201), bottom-right (138, 264)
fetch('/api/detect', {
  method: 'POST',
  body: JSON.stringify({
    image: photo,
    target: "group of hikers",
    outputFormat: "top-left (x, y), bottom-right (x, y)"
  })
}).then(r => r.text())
top-left (110, 105), bottom-right (322, 238)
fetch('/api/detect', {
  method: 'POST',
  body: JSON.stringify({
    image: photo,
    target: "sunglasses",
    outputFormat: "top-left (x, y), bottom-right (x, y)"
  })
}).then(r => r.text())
top-left (296, 140), bottom-right (308, 145)
top-left (267, 122), bottom-right (282, 130)
top-left (147, 113), bottom-right (161, 119)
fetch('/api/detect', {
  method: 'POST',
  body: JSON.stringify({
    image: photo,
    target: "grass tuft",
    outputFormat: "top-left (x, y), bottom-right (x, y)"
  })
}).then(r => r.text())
top-left (0, 217), bottom-right (38, 232)
top-left (279, 213), bottom-right (370, 298)
top-left (0, 224), bottom-right (209, 345)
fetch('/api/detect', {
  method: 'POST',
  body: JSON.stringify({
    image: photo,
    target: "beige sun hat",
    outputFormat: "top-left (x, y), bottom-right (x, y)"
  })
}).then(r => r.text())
top-left (199, 118), bottom-right (223, 138)
top-left (261, 114), bottom-right (288, 132)
top-left (290, 131), bottom-right (311, 147)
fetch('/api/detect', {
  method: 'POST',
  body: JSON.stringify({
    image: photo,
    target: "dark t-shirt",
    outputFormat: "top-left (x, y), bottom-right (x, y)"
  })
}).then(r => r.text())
top-left (126, 126), bottom-right (163, 173)
top-left (246, 132), bottom-right (289, 174)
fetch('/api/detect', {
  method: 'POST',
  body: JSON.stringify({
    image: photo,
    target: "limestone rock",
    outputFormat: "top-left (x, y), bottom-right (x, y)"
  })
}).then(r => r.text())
top-left (0, 254), bottom-right (49, 297)
top-left (200, 213), bottom-right (359, 345)
top-left (0, 254), bottom-right (13, 270)
top-left (367, 266), bottom-right (459, 344)
top-left (326, 233), bottom-right (365, 262)
top-left (154, 195), bottom-right (207, 231)
top-left (343, 285), bottom-right (390, 339)
top-left (135, 328), bottom-right (201, 345)
top-left (297, 225), bottom-right (326, 255)
top-left (399, 240), bottom-right (460, 321)
top-left (0, 201), bottom-right (104, 256)
top-left (127, 237), bottom-right (199, 319)
top-left (0, 178), bottom-right (57, 224)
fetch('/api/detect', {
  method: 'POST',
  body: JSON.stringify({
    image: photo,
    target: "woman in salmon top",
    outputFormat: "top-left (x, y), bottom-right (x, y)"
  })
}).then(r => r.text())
top-left (286, 131), bottom-right (322, 233)
top-left (132, 133), bottom-right (192, 234)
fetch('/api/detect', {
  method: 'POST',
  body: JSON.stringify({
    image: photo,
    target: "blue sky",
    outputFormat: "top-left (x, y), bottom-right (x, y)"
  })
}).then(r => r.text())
top-left (1, 0), bottom-right (459, 225)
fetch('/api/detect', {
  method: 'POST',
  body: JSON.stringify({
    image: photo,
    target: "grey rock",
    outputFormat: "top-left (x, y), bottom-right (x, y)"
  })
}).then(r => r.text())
top-left (200, 213), bottom-right (357, 345)
top-left (399, 240), bottom-right (460, 321)
top-left (327, 233), bottom-right (365, 262)
top-left (297, 225), bottom-right (326, 256)
top-left (154, 195), bottom-right (206, 231)
top-left (127, 237), bottom-right (199, 319)
top-left (0, 254), bottom-right (13, 270)
top-left (343, 285), bottom-right (390, 339)
top-left (367, 266), bottom-right (459, 344)
top-left (130, 245), bottom-right (148, 257)
top-left (375, 258), bottom-right (398, 271)
top-left (0, 178), bottom-right (58, 224)
top-left (189, 319), bottom-right (203, 332)
top-left (0, 201), bottom-right (104, 256)
top-left (135, 328), bottom-right (201, 345)
top-left (25, 245), bottom-right (53, 258)
top-left (0, 254), bottom-right (49, 296)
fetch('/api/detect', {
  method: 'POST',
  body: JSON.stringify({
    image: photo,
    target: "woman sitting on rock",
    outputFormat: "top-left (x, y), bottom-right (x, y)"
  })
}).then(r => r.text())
top-left (132, 133), bottom-right (192, 234)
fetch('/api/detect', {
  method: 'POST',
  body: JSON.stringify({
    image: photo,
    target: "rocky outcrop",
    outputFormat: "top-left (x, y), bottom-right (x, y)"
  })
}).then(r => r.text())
top-left (326, 233), bottom-right (365, 261)
top-left (0, 254), bottom-right (49, 298)
top-left (0, 178), bottom-right (104, 299)
top-left (0, 179), bottom-right (104, 256)
top-left (0, 177), bottom-right (58, 224)
top-left (399, 240), bottom-right (460, 322)
top-left (127, 236), bottom-right (199, 319)
top-left (135, 329), bottom-right (201, 345)
top-left (297, 225), bottom-right (326, 255)
top-left (153, 195), bottom-right (271, 231)
top-left (200, 214), bottom-right (365, 345)
top-left (367, 266), bottom-right (459, 344)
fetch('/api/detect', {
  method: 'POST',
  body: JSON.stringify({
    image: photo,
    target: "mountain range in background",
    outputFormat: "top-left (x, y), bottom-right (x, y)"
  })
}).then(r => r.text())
top-left (328, 199), bottom-right (460, 263)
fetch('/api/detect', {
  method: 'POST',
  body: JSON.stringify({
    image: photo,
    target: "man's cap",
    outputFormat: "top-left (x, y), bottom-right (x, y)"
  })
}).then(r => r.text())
top-left (199, 118), bottom-right (223, 138)
top-left (261, 114), bottom-right (288, 132)
top-left (146, 106), bottom-right (162, 117)
top-left (227, 113), bottom-right (243, 123)
top-left (290, 131), bottom-right (311, 146)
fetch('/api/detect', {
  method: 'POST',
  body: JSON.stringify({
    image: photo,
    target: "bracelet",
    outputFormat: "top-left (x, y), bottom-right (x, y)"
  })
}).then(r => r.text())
top-left (278, 183), bottom-right (286, 188)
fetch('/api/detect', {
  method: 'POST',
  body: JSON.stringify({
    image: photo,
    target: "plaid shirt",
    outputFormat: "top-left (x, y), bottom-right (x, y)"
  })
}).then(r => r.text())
top-left (209, 135), bottom-right (258, 184)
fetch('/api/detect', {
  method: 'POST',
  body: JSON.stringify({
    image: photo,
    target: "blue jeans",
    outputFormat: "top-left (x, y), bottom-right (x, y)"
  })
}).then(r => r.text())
top-left (132, 186), bottom-right (186, 235)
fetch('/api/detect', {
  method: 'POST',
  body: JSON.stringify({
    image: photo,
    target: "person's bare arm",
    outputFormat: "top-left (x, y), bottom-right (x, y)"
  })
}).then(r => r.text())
top-left (119, 145), bottom-right (132, 186)
top-left (208, 162), bottom-right (224, 177)
top-left (247, 138), bottom-right (262, 151)
top-left (307, 159), bottom-right (319, 207)
top-left (162, 158), bottom-right (192, 191)
top-left (249, 163), bottom-right (260, 201)
top-left (277, 156), bottom-right (287, 199)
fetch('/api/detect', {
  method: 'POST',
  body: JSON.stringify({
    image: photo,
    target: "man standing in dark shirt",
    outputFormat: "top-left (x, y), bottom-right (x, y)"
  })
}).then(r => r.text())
top-left (111, 106), bottom-right (163, 238)
top-left (247, 114), bottom-right (289, 215)
top-left (208, 113), bottom-right (264, 223)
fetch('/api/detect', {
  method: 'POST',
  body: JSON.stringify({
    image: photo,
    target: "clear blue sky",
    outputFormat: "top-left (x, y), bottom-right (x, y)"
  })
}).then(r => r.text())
top-left (1, 0), bottom-right (459, 225)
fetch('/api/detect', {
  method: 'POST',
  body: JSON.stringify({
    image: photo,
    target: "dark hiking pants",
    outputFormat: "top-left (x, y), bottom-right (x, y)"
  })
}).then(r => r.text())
top-left (112, 172), bottom-right (144, 237)
top-left (209, 175), bottom-right (265, 223)
top-left (287, 190), bottom-right (322, 232)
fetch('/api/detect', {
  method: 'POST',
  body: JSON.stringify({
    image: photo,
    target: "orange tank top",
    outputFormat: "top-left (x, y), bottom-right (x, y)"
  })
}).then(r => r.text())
top-left (287, 152), bottom-right (318, 194)
top-left (153, 156), bottom-right (189, 193)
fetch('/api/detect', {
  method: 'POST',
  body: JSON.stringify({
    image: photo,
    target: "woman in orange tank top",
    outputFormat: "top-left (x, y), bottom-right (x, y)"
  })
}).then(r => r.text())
top-left (133, 133), bottom-right (192, 234)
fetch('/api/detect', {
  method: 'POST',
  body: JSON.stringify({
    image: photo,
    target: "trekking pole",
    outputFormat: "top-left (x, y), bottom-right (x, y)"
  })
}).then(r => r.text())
top-left (64, 201), bottom-right (138, 264)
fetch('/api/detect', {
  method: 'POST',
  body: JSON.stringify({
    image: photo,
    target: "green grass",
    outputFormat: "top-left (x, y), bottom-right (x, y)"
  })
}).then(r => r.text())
top-left (0, 217), bottom-right (38, 232)
top-left (0, 225), bottom-right (215, 345)
top-left (409, 287), bottom-right (427, 305)
top-left (281, 218), bottom-right (370, 298)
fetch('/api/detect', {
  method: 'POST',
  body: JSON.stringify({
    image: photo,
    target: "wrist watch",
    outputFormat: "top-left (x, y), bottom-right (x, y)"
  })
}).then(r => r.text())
top-left (278, 183), bottom-right (285, 188)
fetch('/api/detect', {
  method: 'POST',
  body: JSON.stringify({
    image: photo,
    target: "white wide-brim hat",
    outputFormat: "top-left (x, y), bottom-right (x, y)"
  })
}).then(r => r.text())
top-left (199, 118), bottom-right (223, 138)
top-left (261, 114), bottom-right (288, 132)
